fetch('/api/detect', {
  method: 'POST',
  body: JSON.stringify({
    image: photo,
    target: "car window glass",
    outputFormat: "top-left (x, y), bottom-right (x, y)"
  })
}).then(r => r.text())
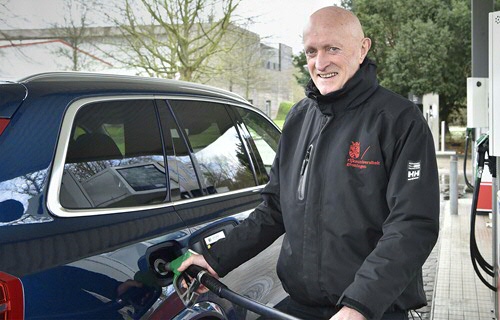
top-left (60, 100), bottom-right (167, 209)
top-left (236, 107), bottom-right (280, 175)
top-left (168, 100), bottom-right (256, 195)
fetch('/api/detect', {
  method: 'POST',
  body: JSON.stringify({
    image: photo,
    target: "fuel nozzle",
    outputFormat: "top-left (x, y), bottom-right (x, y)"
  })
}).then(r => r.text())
top-left (153, 250), bottom-right (194, 276)
top-left (153, 258), bottom-right (173, 275)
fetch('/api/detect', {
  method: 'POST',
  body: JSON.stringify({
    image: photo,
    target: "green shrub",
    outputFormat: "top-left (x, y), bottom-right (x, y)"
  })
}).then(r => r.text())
top-left (276, 101), bottom-right (294, 120)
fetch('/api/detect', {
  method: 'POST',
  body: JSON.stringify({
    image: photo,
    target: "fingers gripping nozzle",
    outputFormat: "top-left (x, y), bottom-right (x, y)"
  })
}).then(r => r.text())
top-left (153, 251), bottom-right (201, 307)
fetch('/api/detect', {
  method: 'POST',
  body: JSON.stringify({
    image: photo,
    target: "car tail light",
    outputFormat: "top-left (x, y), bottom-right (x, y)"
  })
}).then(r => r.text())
top-left (0, 272), bottom-right (24, 320)
top-left (0, 119), bottom-right (9, 136)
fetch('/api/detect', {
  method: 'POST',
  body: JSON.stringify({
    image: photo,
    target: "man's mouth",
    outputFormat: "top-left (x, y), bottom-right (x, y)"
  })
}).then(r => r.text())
top-left (318, 72), bottom-right (338, 79)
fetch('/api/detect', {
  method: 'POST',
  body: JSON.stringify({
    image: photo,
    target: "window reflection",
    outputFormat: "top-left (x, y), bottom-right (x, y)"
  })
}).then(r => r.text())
top-left (194, 126), bottom-right (255, 192)
top-left (60, 100), bottom-right (167, 209)
top-left (0, 169), bottom-right (53, 225)
top-left (168, 100), bottom-right (256, 196)
top-left (236, 107), bottom-right (280, 175)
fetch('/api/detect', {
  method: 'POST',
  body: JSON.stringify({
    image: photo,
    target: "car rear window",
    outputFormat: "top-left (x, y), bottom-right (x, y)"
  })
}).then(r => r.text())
top-left (60, 99), bottom-right (167, 209)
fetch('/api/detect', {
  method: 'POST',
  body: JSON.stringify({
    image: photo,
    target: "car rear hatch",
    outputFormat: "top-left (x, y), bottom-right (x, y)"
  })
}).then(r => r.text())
top-left (0, 82), bottom-right (27, 136)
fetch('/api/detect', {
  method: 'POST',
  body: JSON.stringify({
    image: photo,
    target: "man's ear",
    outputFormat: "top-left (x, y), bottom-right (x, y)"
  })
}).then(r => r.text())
top-left (359, 37), bottom-right (372, 63)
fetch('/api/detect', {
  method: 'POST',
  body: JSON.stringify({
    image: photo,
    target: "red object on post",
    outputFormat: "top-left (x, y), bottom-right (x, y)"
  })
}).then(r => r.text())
top-left (477, 181), bottom-right (493, 213)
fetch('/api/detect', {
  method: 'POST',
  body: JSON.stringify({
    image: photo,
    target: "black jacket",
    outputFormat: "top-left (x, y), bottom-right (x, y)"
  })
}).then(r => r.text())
top-left (206, 59), bottom-right (440, 319)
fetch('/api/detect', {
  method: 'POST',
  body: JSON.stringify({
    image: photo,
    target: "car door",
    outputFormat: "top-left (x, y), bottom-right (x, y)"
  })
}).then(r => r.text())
top-left (162, 99), bottom-right (285, 319)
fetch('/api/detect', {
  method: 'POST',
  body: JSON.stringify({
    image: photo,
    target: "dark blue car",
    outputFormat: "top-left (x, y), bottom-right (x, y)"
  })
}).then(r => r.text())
top-left (0, 72), bottom-right (284, 319)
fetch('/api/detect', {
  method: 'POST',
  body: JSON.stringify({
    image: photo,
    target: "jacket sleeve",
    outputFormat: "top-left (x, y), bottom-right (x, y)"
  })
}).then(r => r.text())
top-left (340, 109), bottom-right (440, 319)
top-left (204, 142), bottom-right (286, 277)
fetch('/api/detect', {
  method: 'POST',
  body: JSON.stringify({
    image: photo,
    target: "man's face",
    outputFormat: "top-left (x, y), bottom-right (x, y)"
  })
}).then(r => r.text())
top-left (303, 22), bottom-right (368, 95)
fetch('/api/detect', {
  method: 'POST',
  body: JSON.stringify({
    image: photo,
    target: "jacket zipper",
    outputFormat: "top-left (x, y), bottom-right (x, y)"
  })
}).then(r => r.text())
top-left (298, 144), bottom-right (313, 201)
top-left (296, 115), bottom-right (331, 201)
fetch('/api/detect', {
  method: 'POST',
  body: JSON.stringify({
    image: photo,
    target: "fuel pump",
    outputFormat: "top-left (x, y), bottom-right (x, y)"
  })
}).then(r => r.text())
top-left (465, 11), bottom-right (500, 315)
top-left (469, 134), bottom-right (497, 292)
top-left (489, 10), bottom-right (500, 319)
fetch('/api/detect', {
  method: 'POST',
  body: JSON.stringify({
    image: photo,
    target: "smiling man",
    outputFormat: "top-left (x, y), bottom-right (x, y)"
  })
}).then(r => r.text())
top-left (180, 6), bottom-right (440, 320)
top-left (303, 7), bottom-right (371, 95)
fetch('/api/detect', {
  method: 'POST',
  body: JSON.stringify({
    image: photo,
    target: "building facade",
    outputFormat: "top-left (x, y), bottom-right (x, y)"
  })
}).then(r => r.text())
top-left (0, 25), bottom-right (294, 118)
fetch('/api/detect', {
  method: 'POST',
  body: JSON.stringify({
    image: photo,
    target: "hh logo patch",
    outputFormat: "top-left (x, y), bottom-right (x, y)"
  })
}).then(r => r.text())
top-left (408, 161), bottom-right (421, 180)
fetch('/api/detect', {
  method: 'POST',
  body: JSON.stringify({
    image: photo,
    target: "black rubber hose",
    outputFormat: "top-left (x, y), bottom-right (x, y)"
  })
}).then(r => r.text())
top-left (464, 133), bottom-right (474, 190)
top-left (185, 265), bottom-right (302, 320)
top-left (218, 288), bottom-right (301, 320)
top-left (469, 173), bottom-right (496, 291)
top-left (470, 172), bottom-right (494, 274)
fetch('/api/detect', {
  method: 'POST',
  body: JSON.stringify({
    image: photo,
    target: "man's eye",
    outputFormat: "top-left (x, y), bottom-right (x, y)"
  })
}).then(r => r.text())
top-left (305, 49), bottom-right (316, 57)
top-left (328, 47), bottom-right (340, 53)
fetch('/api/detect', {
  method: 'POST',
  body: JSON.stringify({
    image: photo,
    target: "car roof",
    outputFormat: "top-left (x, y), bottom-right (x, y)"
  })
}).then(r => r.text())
top-left (18, 71), bottom-right (249, 104)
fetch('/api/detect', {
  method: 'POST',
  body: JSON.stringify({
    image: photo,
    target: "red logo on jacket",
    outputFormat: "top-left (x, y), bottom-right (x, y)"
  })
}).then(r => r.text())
top-left (346, 141), bottom-right (380, 169)
top-left (349, 142), bottom-right (360, 159)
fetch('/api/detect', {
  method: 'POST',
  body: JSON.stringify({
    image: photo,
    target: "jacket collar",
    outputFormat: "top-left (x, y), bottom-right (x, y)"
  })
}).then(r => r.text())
top-left (306, 58), bottom-right (379, 116)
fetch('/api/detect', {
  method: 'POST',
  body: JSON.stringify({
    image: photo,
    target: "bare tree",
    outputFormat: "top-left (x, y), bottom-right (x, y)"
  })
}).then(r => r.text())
top-left (106, 0), bottom-right (241, 82)
top-left (0, 0), bottom-right (14, 44)
top-left (202, 26), bottom-right (272, 98)
top-left (51, 0), bottom-right (108, 71)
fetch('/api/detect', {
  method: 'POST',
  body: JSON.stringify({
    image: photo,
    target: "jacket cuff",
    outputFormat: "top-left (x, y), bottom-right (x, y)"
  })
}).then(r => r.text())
top-left (202, 244), bottom-right (231, 277)
top-left (337, 294), bottom-right (373, 319)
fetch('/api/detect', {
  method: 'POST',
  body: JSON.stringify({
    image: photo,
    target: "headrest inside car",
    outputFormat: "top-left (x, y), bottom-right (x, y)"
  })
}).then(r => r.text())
top-left (66, 133), bottom-right (123, 163)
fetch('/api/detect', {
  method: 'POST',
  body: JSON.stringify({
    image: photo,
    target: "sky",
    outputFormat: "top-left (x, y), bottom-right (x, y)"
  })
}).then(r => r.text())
top-left (235, 0), bottom-right (341, 53)
top-left (1, 0), bottom-right (341, 54)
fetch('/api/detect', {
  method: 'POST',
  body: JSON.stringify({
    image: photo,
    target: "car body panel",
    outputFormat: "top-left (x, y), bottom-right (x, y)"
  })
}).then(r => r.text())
top-left (0, 81), bottom-right (27, 118)
top-left (0, 72), bottom-right (284, 320)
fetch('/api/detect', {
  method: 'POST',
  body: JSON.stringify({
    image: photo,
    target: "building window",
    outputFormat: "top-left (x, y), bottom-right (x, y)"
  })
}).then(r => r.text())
top-left (265, 100), bottom-right (271, 116)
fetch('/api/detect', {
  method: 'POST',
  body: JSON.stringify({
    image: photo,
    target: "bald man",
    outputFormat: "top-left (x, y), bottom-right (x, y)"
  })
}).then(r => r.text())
top-left (180, 6), bottom-right (439, 320)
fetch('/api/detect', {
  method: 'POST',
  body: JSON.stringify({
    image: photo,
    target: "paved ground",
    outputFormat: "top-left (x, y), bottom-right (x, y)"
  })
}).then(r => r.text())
top-left (431, 196), bottom-right (495, 320)
top-left (416, 154), bottom-right (497, 320)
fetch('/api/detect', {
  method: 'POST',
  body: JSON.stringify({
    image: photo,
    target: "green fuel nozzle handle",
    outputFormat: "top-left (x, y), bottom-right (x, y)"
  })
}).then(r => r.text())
top-left (169, 250), bottom-right (193, 276)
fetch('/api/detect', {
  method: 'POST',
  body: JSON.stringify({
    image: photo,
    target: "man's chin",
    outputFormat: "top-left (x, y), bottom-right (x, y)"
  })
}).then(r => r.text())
top-left (317, 85), bottom-right (341, 96)
top-left (313, 78), bottom-right (343, 95)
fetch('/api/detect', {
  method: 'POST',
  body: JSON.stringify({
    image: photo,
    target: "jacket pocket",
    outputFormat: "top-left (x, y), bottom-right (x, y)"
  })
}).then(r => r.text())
top-left (298, 144), bottom-right (313, 201)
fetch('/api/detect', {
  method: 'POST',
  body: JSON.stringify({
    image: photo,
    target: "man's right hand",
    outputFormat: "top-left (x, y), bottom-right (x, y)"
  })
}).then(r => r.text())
top-left (178, 252), bottom-right (218, 276)
top-left (177, 252), bottom-right (220, 293)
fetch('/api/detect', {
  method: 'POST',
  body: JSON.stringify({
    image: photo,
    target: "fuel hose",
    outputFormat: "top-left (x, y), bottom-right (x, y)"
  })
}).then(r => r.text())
top-left (469, 135), bottom-right (496, 291)
top-left (185, 265), bottom-right (301, 320)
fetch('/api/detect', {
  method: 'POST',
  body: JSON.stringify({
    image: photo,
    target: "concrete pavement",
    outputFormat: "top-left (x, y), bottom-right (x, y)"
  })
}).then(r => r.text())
top-left (417, 154), bottom-right (497, 320)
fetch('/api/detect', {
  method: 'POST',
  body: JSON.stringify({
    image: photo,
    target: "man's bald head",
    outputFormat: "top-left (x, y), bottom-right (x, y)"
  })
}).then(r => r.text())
top-left (302, 6), bottom-right (371, 94)
top-left (303, 6), bottom-right (365, 41)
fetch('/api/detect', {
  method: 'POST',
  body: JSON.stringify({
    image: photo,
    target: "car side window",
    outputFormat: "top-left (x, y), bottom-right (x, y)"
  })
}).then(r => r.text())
top-left (168, 100), bottom-right (257, 196)
top-left (60, 100), bottom-right (167, 209)
top-left (236, 107), bottom-right (280, 175)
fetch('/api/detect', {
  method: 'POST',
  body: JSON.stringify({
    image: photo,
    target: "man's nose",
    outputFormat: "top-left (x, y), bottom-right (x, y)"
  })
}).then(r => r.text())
top-left (315, 51), bottom-right (330, 71)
